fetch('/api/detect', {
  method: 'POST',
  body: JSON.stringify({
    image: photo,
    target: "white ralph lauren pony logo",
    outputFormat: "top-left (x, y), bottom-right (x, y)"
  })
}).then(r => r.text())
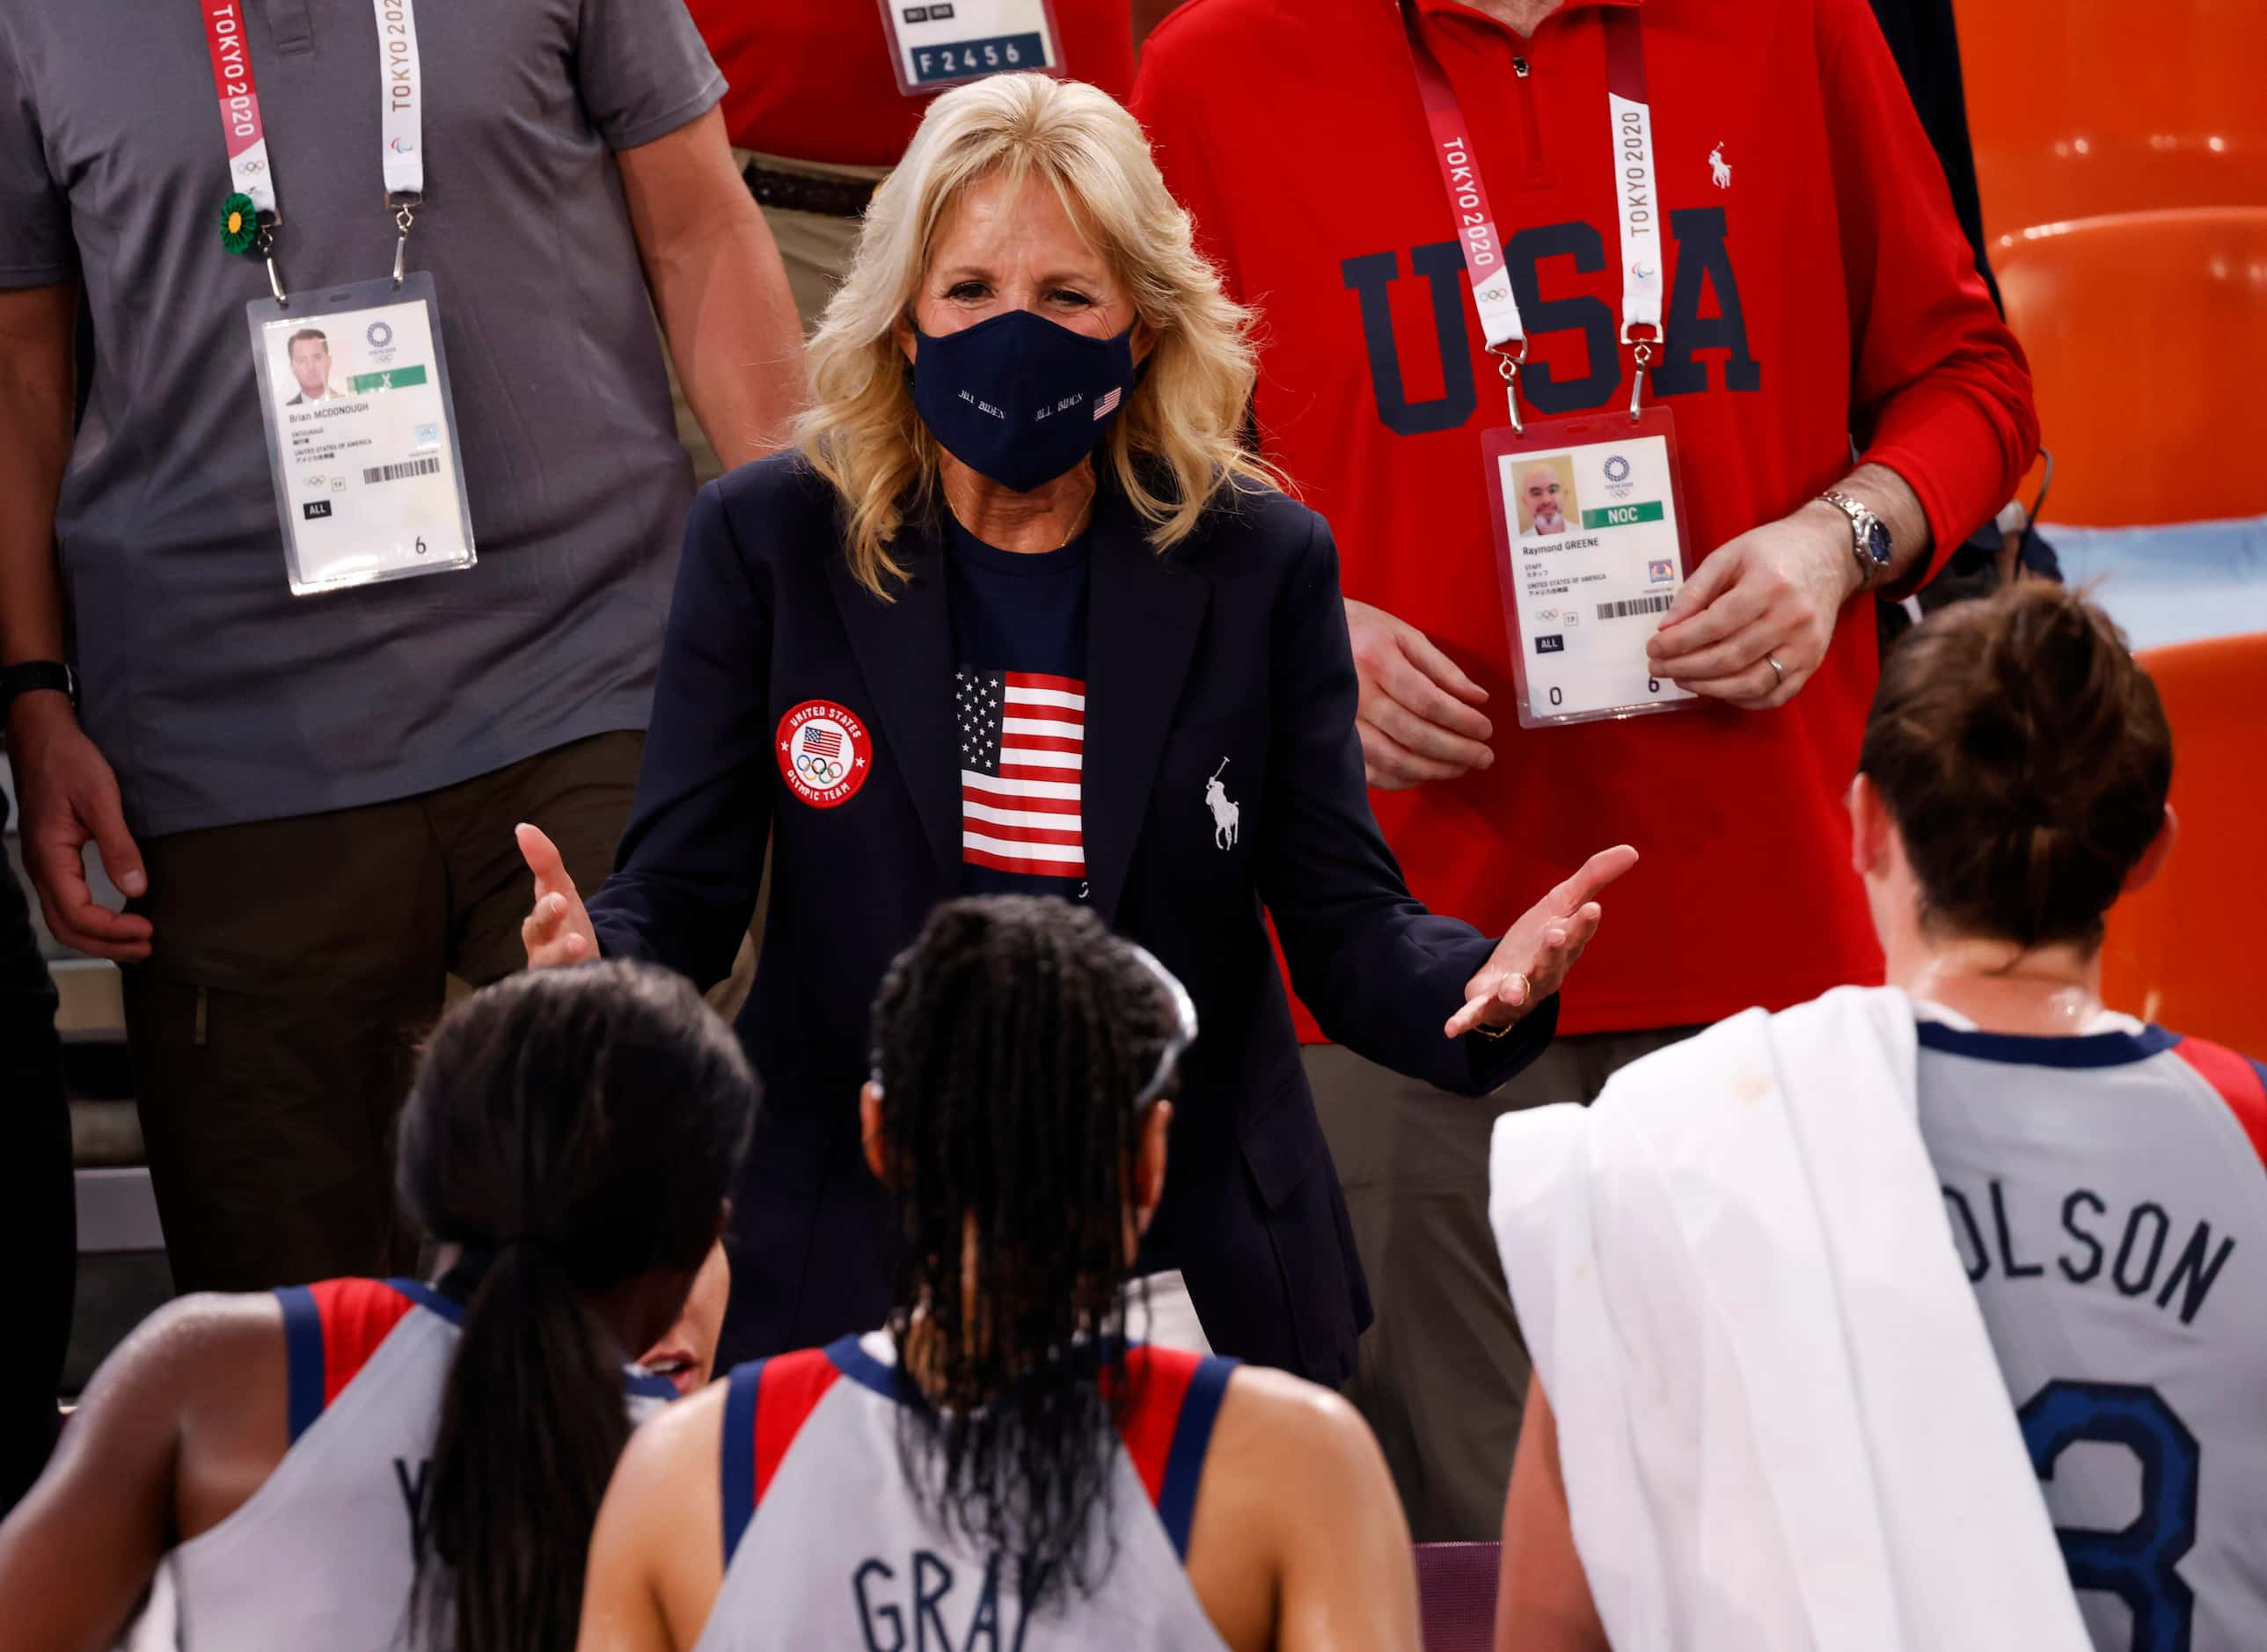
top-left (1205, 758), bottom-right (1240, 850)
top-left (1709, 143), bottom-right (1732, 189)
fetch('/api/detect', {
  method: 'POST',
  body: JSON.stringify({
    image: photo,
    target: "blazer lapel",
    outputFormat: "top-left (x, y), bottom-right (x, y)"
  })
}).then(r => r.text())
top-left (825, 518), bottom-right (962, 886)
top-left (1082, 489), bottom-right (1209, 923)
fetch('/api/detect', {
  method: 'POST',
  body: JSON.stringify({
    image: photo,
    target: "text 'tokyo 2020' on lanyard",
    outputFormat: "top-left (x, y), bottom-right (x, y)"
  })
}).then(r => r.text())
top-left (1396, 0), bottom-right (1664, 433)
top-left (199, 0), bottom-right (426, 302)
top-left (215, 0), bottom-right (478, 598)
top-left (1394, 3), bottom-right (1700, 731)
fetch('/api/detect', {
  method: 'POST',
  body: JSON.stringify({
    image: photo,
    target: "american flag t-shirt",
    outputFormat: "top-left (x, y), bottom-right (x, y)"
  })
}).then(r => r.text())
top-left (957, 669), bottom-right (1085, 881)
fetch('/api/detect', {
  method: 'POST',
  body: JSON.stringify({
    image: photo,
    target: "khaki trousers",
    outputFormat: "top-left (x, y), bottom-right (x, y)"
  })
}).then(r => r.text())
top-left (120, 733), bottom-right (642, 1294)
top-left (1304, 1022), bottom-right (1703, 1541)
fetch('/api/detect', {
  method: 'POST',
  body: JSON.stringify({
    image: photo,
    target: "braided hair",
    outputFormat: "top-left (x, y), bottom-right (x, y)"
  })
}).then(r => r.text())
top-left (866, 895), bottom-right (1188, 1610)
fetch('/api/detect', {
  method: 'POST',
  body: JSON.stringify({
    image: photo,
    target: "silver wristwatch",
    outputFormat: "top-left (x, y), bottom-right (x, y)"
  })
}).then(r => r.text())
top-left (1817, 489), bottom-right (1893, 587)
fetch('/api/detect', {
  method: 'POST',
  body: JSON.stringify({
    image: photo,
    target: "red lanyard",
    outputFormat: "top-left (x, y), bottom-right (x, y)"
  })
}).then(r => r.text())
top-left (200, 1), bottom-right (276, 220)
top-left (1396, 2), bottom-right (1665, 428)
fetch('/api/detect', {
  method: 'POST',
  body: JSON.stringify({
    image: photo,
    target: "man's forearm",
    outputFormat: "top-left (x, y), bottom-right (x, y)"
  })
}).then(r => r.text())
top-left (0, 283), bottom-right (77, 671)
top-left (1801, 460), bottom-right (1932, 601)
top-left (647, 215), bottom-right (808, 471)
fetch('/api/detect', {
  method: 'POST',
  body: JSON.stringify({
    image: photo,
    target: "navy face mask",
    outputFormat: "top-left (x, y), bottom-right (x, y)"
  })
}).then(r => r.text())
top-left (910, 309), bottom-right (1138, 494)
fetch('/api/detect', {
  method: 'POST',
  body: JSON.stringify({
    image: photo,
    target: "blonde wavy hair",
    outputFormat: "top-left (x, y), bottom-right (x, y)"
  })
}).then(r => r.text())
top-left (799, 73), bottom-right (1280, 598)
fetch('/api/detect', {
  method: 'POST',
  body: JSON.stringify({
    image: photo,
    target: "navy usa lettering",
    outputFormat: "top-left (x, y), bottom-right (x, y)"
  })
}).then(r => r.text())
top-left (1342, 208), bottom-right (1761, 435)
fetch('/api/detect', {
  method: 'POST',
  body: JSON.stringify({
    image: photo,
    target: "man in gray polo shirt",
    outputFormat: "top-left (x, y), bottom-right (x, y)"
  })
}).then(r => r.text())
top-left (0, 1), bottom-right (805, 1293)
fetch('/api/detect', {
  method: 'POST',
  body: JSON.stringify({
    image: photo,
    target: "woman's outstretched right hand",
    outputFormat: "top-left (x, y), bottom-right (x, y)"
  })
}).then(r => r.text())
top-left (517, 822), bottom-right (599, 969)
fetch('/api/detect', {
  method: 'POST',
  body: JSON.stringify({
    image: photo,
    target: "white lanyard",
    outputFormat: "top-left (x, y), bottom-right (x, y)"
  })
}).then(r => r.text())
top-left (1397, 2), bottom-right (1664, 429)
top-left (197, 0), bottom-right (427, 296)
top-left (375, 0), bottom-right (426, 201)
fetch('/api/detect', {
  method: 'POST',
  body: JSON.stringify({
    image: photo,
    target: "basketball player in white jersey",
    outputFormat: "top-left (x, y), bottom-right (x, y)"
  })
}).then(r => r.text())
top-left (1495, 583), bottom-right (2267, 1651)
top-left (579, 896), bottom-right (1422, 1652)
top-left (0, 961), bottom-right (755, 1651)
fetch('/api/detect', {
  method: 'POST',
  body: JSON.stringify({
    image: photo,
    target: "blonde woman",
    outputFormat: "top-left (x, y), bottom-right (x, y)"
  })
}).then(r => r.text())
top-left (516, 72), bottom-right (1634, 1381)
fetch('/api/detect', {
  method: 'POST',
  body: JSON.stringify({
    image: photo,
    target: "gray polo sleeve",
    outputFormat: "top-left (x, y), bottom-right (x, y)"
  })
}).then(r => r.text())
top-left (0, 22), bottom-right (71, 288)
top-left (575, 0), bottom-right (728, 152)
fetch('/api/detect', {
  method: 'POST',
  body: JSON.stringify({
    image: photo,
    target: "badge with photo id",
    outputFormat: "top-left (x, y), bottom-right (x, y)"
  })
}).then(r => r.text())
top-left (245, 273), bottom-right (477, 597)
top-left (1483, 406), bottom-right (1697, 728)
top-left (876, 0), bottom-right (1062, 95)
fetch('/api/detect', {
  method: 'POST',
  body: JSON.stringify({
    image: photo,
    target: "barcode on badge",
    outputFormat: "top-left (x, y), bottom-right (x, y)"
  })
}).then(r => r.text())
top-left (1597, 593), bottom-right (1678, 622)
top-left (362, 457), bottom-right (441, 485)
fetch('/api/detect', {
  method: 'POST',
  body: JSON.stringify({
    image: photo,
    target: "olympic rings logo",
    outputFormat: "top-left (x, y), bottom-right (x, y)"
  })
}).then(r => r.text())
top-left (777, 700), bottom-right (872, 810)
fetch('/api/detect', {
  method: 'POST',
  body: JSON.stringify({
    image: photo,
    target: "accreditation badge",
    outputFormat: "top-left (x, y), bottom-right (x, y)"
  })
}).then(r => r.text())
top-left (245, 273), bottom-right (476, 596)
top-left (876, 0), bottom-right (1062, 95)
top-left (1483, 405), bottom-right (1697, 728)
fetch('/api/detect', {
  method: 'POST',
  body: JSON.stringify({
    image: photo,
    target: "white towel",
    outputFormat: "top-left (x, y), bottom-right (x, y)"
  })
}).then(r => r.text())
top-left (1489, 985), bottom-right (2091, 1651)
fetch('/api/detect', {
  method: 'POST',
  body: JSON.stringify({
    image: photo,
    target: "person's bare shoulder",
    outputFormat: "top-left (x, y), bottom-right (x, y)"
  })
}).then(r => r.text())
top-left (1210, 1364), bottom-right (1370, 1458)
top-left (616, 1371), bottom-right (731, 1485)
top-left (0, 1290), bottom-right (289, 1568)
top-left (1185, 1366), bottom-right (1415, 1652)
top-left (1210, 1364), bottom-right (1393, 1522)
top-left (97, 1290), bottom-right (288, 1419)
top-left (585, 1375), bottom-right (730, 1650)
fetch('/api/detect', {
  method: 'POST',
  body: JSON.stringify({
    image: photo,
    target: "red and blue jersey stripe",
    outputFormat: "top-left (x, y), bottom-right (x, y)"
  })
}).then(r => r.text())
top-left (2173, 1034), bottom-right (2267, 1169)
top-left (717, 1338), bottom-right (1238, 1567)
top-left (274, 1278), bottom-right (458, 1444)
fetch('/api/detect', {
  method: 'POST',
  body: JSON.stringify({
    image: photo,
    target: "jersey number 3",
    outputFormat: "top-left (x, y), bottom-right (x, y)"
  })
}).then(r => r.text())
top-left (2020, 1379), bottom-right (2199, 1652)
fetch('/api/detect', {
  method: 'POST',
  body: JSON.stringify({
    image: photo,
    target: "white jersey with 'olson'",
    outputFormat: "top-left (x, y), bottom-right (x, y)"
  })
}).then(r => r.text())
top-left (1915, 1009), bottom-right (2267, 1652)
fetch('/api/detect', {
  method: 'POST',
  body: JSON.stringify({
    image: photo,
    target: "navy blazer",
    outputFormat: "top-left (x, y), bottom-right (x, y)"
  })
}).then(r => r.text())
top-left (587, 455), bottom-right (1555, 1383)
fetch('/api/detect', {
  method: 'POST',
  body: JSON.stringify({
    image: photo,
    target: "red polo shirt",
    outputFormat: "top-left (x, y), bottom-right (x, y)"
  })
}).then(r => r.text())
top-left (690, 0), bottom-right (1137, 165)
top-left (1132, 0), bottom-right (2037, 1038)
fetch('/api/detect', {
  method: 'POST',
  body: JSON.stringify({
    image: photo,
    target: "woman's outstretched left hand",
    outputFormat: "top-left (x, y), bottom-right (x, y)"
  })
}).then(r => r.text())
top-left (1444, 844), bottom-right (1640, 1038)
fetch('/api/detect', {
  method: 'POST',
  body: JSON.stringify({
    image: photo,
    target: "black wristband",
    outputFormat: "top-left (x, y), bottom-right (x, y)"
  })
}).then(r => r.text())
top-left (2, 661), bottom-right (77, 714)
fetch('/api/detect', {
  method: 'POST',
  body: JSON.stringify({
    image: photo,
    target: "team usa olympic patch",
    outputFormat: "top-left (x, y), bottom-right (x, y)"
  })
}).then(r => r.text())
top-left (777, 699), bottom-right (873, 808)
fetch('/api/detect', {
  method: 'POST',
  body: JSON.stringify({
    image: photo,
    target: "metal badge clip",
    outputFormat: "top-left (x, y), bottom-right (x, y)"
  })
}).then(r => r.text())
top-left (389, 194), bottom-right (421, 289)
top-left (1620, 322), bottom-right (1661, 424)
top-left (257, 215), bottom-right (287, 305)
top-left (1490, 337), bottom-right (1530, 437)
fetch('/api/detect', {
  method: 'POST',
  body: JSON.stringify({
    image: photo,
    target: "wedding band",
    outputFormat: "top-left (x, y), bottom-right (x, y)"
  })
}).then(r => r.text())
top-left (1472, 972), bottom-right (1532, 1041)
top-left (1766, 653), bottom-right (1785, 688)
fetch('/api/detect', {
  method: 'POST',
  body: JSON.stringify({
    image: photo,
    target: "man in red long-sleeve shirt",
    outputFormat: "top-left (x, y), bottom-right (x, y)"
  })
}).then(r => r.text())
top-left (1132, 0), bottom-right (2037, 1539)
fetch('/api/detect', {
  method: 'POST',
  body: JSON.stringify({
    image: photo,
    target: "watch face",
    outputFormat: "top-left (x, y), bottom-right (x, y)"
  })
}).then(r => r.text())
top-left (1864, 518), bottom-right (1892, 567)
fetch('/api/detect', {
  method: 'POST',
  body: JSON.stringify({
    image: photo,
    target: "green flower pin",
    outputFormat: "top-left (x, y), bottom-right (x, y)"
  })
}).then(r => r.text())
top-left (220, 192), bottom-right (260, 256)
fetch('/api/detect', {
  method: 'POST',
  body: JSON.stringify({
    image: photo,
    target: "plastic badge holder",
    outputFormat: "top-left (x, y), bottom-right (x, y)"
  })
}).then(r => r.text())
top-left (245, 272), bottom-right (478, 596)
top-left (874, 0), bottom-right (1064, 96)
top-left (1483, 402), bottom-right (1699, 729)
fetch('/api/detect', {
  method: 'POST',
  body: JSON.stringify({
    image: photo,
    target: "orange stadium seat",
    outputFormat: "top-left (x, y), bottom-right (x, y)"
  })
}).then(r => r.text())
top-left (2100, 631), bottom-right (2267, 1052)
top-left (1952, 0), bottom-right (2267, 241)
top-left (1994, 208), bottom-right (2267, 525)
top-left (1415, 1542), bottom-right (1501, 1652)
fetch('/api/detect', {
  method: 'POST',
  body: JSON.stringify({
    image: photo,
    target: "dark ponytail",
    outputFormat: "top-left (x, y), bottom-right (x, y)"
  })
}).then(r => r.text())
top-left (1861, 582), bottom-right (2174, 950)
top-left (394, 961), bottom-right (756, 1652)
top-left (867, 896), bottom-right (1183, 1611)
